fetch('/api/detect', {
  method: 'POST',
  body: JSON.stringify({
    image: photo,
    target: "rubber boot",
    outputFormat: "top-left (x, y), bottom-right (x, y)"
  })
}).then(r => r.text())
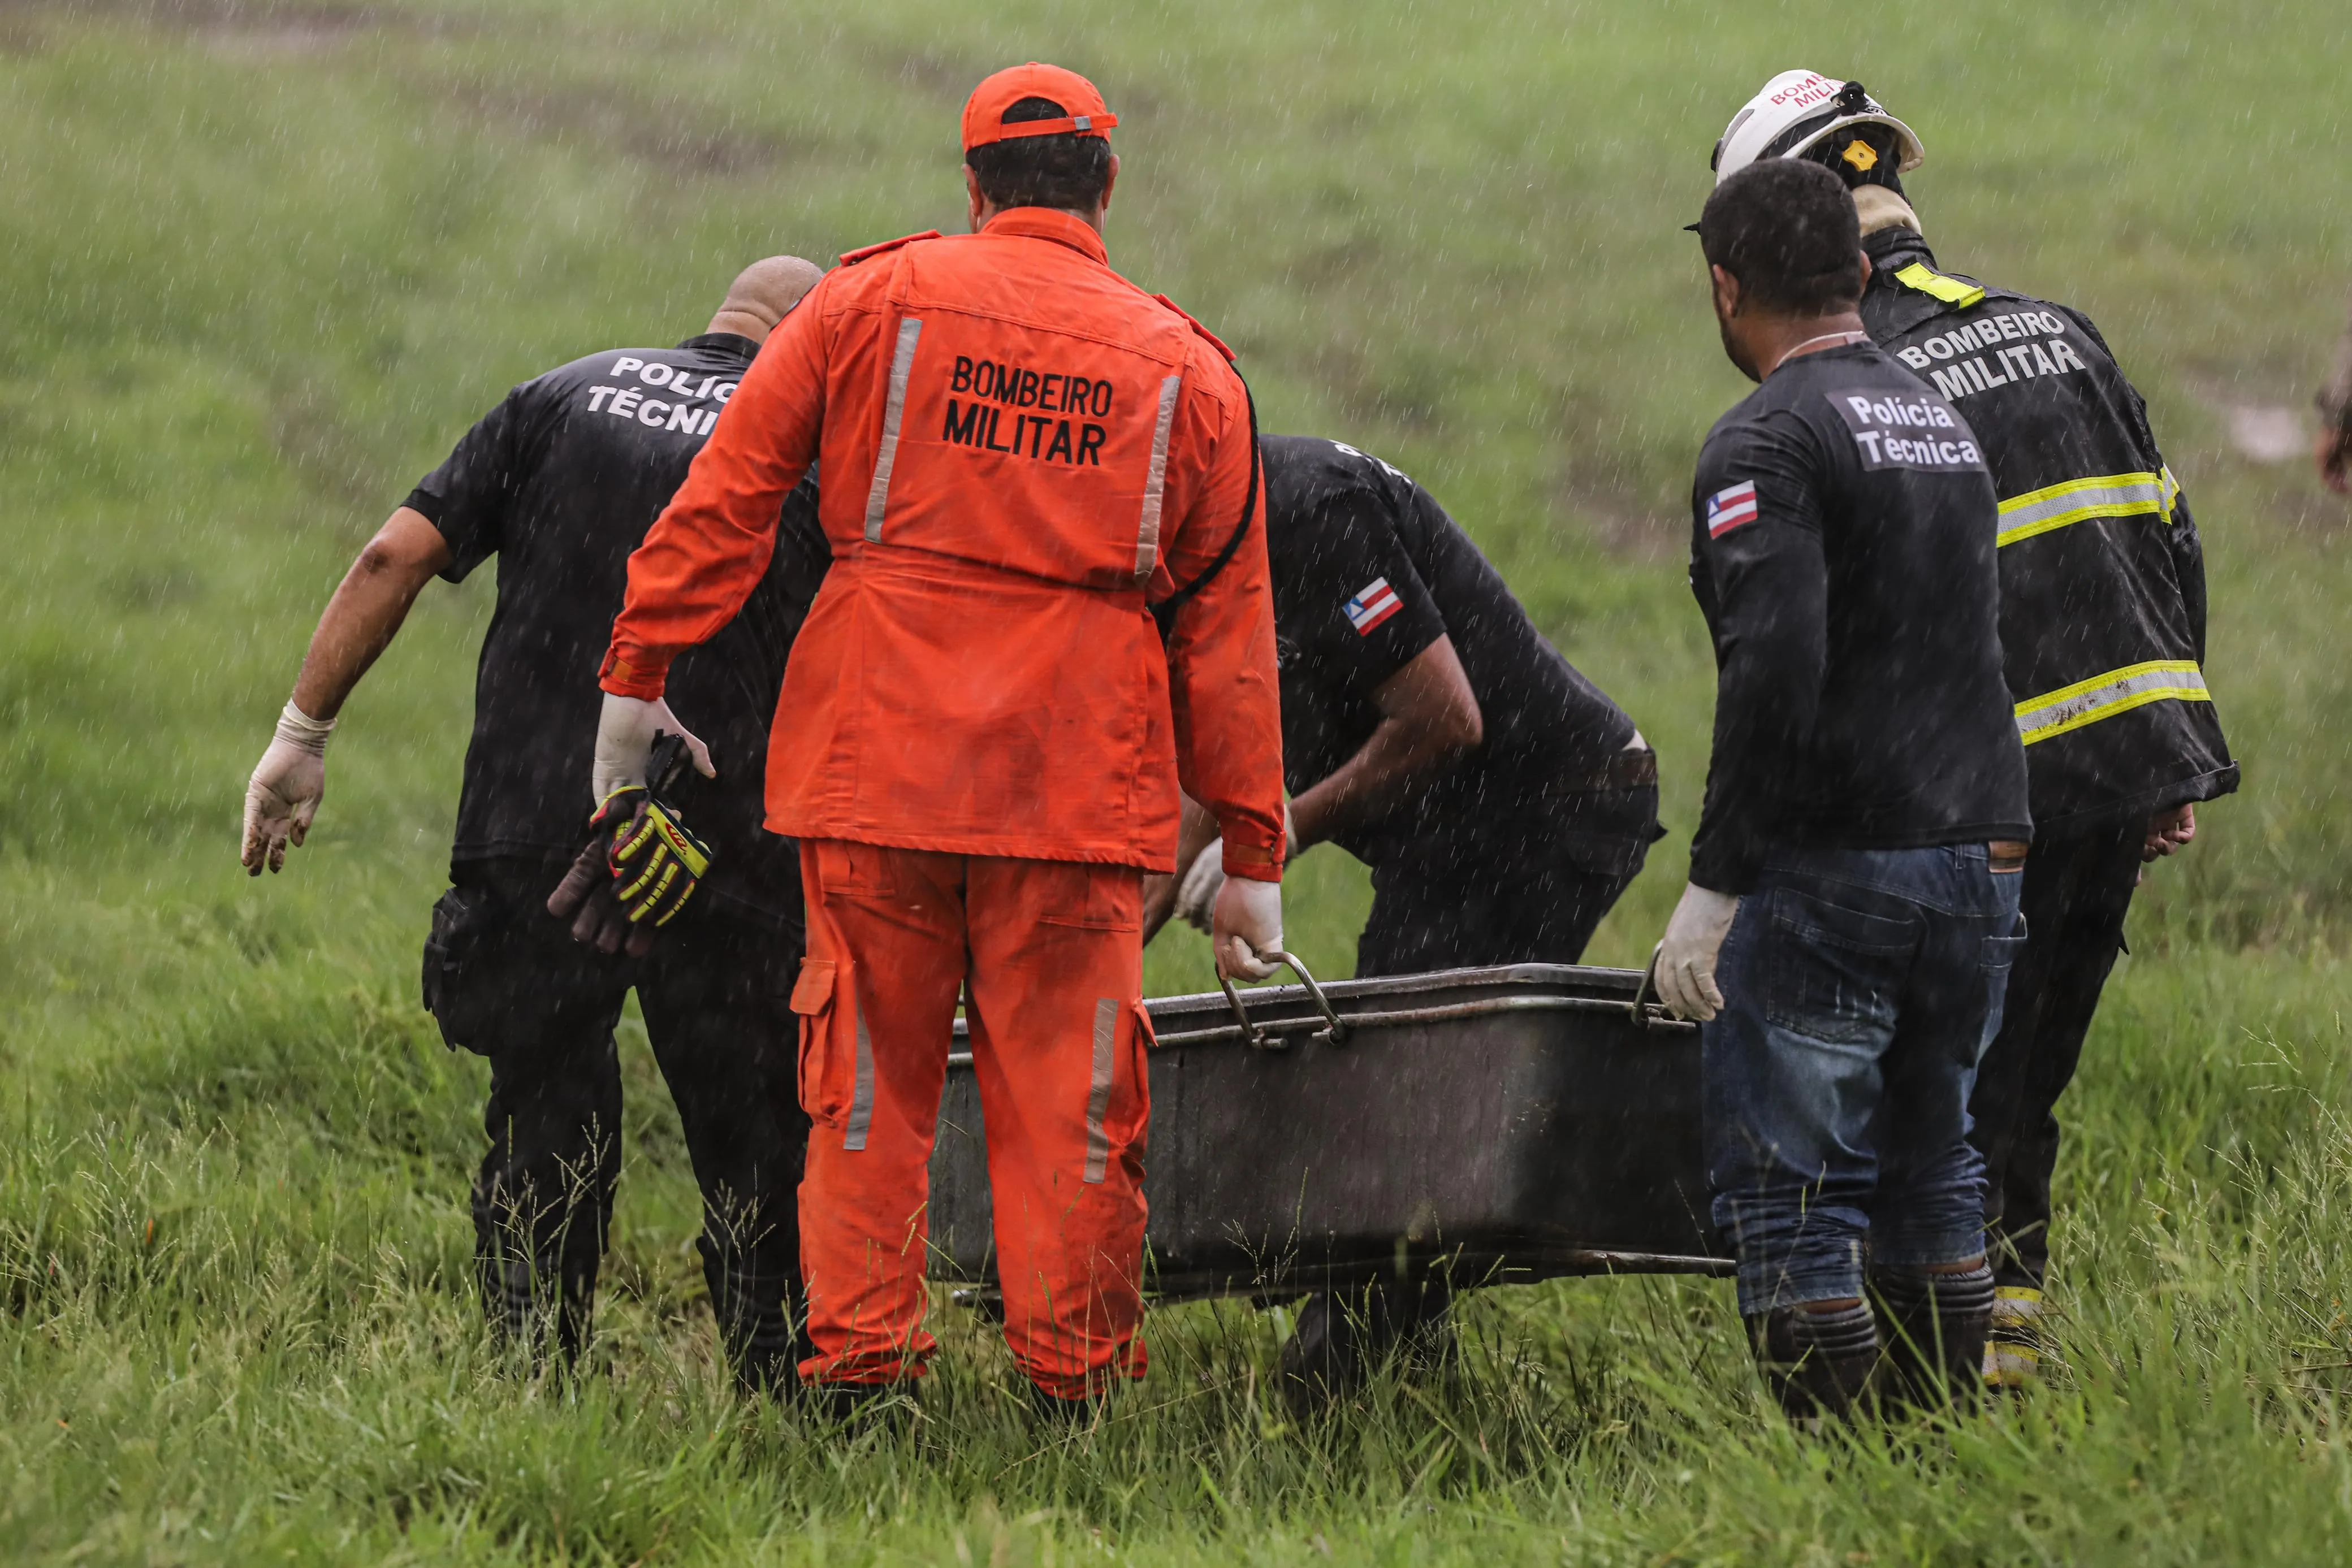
top-left (1748, 1301), bottom-right (1879, 1426)
top-left (1870, 1261), bottom-right (1996, 1415)
top-left (1982, 1284), bottom-right (2046, 1392)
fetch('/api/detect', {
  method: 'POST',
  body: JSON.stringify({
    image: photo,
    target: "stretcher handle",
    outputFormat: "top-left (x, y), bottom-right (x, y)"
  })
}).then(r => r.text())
top-left (1632, 947), bottom-right (1667, 1033)
top-left (1217, 950), bottom-right (1349, 1051)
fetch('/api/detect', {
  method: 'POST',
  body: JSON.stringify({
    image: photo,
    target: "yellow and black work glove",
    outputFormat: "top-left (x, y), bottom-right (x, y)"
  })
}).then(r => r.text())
top-left (546, 734), bottom-right (715, 957)
top-left (547, 787), bottom-right (652, 956)
top-left (608, 791), bottom-right (712, 930)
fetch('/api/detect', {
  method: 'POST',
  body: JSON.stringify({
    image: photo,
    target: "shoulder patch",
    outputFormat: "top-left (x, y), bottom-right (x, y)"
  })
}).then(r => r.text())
top-left (1705, 480), bottom-right (1759, 539)
top-left (1342, 577), bottom-right (1404, 635)
top-left (1151, 293), bottom-right (1236, 363)
top-left (838, 231), bottom-right (944, 267)
top-left (1893, 262), bottom-right (1988, 309)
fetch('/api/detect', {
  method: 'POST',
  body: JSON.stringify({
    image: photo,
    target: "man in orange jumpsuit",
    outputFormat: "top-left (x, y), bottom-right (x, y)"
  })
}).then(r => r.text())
top-left (593, 63), bottom-right (1287, 1413)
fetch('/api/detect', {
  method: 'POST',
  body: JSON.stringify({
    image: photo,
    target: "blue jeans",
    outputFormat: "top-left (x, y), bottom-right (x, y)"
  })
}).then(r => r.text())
top-left (1703, 843), bottom-right (2025, 1315)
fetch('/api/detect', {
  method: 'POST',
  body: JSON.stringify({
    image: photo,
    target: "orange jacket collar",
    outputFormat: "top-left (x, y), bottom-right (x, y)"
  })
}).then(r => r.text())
top-left (981, 207), bottom-right (1108, 266)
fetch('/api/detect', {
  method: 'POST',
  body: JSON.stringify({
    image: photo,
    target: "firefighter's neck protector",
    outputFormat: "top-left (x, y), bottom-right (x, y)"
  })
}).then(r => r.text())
top-left (1853, 184), bottom-right (1923, 240)
top-left (962, 62), bottom-right (1118, 150)
top-left (1712, 70), bottom-right (1923, 187)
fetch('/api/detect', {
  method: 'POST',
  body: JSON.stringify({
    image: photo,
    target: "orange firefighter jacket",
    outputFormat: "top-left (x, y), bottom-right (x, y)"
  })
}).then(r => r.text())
top-left (601, 209), bottom-right (1285, 878)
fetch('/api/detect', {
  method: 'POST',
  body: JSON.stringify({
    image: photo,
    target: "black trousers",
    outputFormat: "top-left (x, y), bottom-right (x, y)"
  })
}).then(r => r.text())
top-left (422, 861), bottom-right (811, 1385)
top-left (1285, 790), bottom-right (1657, 1404)
top-left (1965, 820), bottom-right (2141, 1290)
top-left (1354, 785), bottom-right (1660, 977)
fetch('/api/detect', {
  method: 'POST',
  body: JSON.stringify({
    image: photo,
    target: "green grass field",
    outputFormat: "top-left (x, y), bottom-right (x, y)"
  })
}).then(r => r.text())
top-left (6, 0), bottom-right (2352, 1560)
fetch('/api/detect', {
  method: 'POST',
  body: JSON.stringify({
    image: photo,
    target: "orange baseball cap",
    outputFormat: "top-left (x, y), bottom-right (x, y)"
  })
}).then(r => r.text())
top-left (961, 62), bottom-right (1118, 152)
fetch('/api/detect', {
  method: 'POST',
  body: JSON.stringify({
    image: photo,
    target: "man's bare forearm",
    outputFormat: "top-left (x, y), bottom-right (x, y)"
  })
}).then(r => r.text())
top-left (289, 506), bottom-right (452, 718)
top-left (1289, 635), bottom-right (1482, 851)
top-left (1289, 719), bottom-right (1456, 849)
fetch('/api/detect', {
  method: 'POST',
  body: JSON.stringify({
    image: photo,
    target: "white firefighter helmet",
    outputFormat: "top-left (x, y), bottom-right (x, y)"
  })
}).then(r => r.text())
top-left (1711, 70), bottom-right (1925, 186)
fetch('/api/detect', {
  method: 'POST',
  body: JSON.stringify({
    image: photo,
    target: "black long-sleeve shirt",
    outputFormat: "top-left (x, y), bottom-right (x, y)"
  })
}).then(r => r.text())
top-left (1687, 341), bottom-right (2029, 893)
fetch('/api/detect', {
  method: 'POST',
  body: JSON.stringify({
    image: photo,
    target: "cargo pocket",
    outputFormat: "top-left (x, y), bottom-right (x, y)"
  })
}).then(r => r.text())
top-left (421, 886), bottom-right (491, 1052)
top-left (1763, 887), bottom-right (1917, 1046)
top-left (1036, 863), bottom-right (1144, 932)
top-left (792, 958), bottom-right (875, 1149)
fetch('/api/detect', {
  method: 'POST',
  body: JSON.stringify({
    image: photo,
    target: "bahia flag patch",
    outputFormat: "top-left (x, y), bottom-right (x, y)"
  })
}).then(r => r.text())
top-left (1343, 577), bottom-right (1404, 635)
top-left (1706, 480), bottom-right (1759, 538)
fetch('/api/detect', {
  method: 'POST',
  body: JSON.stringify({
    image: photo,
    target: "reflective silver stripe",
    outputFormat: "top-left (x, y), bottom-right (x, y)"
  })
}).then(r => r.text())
top-left (1083, 997), bottom-right (1117, 1184)
top-left (2014, 660), bottom-right (2210, 746)
top-left (1132, 375), bottom-right (1183, 581)
top-left (844, 1003), bottom-right (877, 1151)
top-left (1995, 471), bottom-right (2164, 547)
top-left (863, 318), bottom-right (923, 543)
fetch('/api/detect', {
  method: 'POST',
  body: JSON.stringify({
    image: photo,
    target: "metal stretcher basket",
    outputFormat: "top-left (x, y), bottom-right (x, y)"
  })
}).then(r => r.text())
top-left (928, 960), bottom-right (1731, 1302)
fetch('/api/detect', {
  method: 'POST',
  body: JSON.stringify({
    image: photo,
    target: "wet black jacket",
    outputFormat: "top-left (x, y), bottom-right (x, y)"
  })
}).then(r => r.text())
top-left (1688, 341), bottom-right (2030, 894)
top-left (1861, 229), bottom-right (2237, 833)
top-left (408, 333), bottom-right (828, 928)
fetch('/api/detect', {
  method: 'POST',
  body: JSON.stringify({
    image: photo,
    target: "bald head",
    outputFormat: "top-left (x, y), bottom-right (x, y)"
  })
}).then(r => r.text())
top-left (707, 255), bottom-right (825, 344)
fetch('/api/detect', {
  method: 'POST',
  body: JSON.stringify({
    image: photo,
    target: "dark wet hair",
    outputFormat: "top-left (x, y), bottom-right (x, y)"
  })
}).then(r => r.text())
top-left (1697, 159), bottom-right (1864, 315)
top-left (966, 97), bottom-right (1114, 212)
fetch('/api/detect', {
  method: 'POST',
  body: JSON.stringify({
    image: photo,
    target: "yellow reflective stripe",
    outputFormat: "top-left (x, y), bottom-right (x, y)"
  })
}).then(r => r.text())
top-left (651, 878), bottom-right (699, 926)
top-left (613, 815), bottom-right (656, 862)
top-left (1996, 471), bottom-right (2166, 547)
top-left (2015, 660), bottom-right (2211, 746)
top-left (2160, 464), bottom-right (2180, 523)
top-left (615, 842), bottom-right (670, 902)
top-left (1894, 262), bottom-right (1987, 308)
top-left (628, 862), bottom-right (680, 922)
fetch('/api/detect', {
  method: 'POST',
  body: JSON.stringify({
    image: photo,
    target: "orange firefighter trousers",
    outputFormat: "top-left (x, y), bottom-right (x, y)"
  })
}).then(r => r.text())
top-left (790, 839), bottom-right (1152, 1400)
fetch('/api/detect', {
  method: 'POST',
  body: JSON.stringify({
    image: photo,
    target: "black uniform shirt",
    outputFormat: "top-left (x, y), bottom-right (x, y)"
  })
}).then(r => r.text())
top-left (407, 333), bottom-right (828, 928)
top-left (1260, 435), bottom-right (1641, 868)
top-left (1687, 341), bottom-right (2030, 894)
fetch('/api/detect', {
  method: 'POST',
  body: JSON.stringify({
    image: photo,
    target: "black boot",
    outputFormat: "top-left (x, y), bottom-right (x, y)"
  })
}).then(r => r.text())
top-left (1278, 1275), bottom-right (1454, 1420)
top-left (476, 1233), bottom-right (597, 1370)
top-left (1025, 1381), bottom-right (1105, 1428)
top-left (810, 1380), bottom-right (914, 1433)
top-left (699, 1238), bottom-right (812, 1398)
top-left (1748, 1301), bottom-right (1880, 1424)
top-left (471, 1141), bottom-right (612, 1371)
top-left (1870, 1261), bottom-right (1995, 1414)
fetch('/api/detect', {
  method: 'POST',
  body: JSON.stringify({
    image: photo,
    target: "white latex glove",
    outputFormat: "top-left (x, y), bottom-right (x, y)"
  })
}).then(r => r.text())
top-left (1212, 874), bottom-right (1285, 982)
top-left (1655, 882), bottom-right (1742, 1023)
top-left (1175, 805), bottom-right (1298, 935)
top-left (592, 692), bottom-right (715, 804)
top-left (242, 700), bottom-right (335, 875)
top-left (1173, 839), bottom-right (1225, 934)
